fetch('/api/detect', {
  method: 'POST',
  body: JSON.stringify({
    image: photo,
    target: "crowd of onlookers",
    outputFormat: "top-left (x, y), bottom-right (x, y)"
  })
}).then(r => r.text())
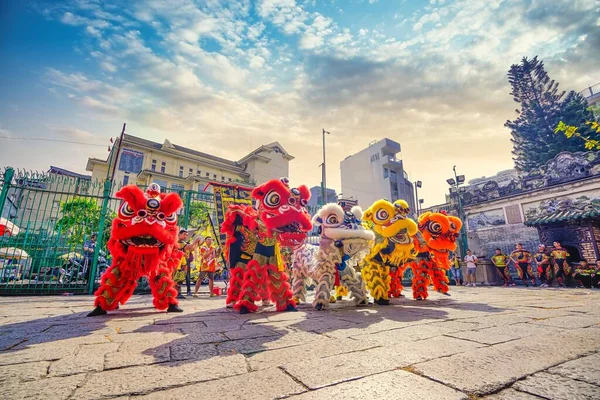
top-left (451, 241), bottom-right (600, 289)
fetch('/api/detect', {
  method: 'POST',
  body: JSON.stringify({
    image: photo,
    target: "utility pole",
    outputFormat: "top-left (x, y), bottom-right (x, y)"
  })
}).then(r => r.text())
top-left (322, 129), bottom-right (330, 205)
top-left (452, 165), bottom-right (469, 257)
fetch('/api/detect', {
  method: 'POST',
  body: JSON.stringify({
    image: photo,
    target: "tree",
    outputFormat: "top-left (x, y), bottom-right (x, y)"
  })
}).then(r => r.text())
top-left (505, 56), bottom-right (599, 172)
top-left (186, 200), bottom-right (211, 230)
top-left (555, 105), bottom-right (600, 149)
top-left (55, 197), bottom-right (115, 247)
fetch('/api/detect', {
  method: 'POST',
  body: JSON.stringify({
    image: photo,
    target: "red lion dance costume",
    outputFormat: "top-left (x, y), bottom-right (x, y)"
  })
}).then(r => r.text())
top-left (222, 178), bottom-right (312, 314)
top-left (414, 211), bottom-right (463, 295)
top-left (88, 183), bottom-right (184, 317)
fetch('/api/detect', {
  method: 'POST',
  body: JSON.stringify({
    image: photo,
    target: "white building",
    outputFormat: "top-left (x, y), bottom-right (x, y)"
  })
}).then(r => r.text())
top-left (340, 138), bottom-right (415, 211)
top-left (308, 186), bottom-right (337, 208)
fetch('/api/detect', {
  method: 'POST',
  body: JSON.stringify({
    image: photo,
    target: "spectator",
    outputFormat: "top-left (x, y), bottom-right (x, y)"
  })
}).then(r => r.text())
top-left (193, 237), bottom-right (221, 297)
top-left (450, 251), bottom-right (463, 286)
top-left (573, 260), bottom-right (596, 288)
top-left (491, 248), bottom-right (513, 286)
top-left (534, 244), bottom-right (553, 287)
top-left (550, 241), bottom-right (571, 287)
top-left (175, 229), bottom-right (202, 299)
top-left (510, 243), bottom-right (536, 287)
top-left (594, 260), bottom-right (600, 289)
top-left (464, 249), bottom-right (478, 287)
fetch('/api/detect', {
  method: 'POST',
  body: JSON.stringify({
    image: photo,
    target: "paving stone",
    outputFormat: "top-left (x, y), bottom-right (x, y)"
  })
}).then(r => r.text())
top-left (0, 361), bottom-right (50, 383)
top-left (141, 367), bottom-right (305, 399)
top-left (247, 337), bottom-right (378, 371)
top-left (413, 328), bottom-right (600, 395)
top-left (483, 388), bottom-right (542, 399)
top-left (513, 372), bottom-right (600, 400)
top-left (529, 314), bottom-right (600, 329)
top-left (49, 342), bottom-right (120, 377)
top-left (0, 343), bottom-right (79, 366)
top-left (73, 354), bottom-right (247, 399)
top-left (349, 323), bottom-right (459, 346)
top-left (170, 343), bottom-right (219, 361)
top-left (2, 373), bottom-right (86, 400)
top-left (223, 325), bottom-right (283, 340)
top-left (217, 331), bottom-right (328, 355)
top-left (287, 369), bottom-right (467, 400)
top-left (447, 322), bottom-right (564, 345)
top-left (548, 352), bottom-right (600, 386)
top-left (283, 335), bottom-right (483, 389)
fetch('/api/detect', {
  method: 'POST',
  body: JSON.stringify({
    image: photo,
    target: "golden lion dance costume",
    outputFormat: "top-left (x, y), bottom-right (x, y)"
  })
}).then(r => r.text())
top-left (292, 204), bottom-right (373, 310)
top-left (361, 199), bottom-right (420, 304)
top-left (88, 183), bottom-right (184, 317)
top-left (415, 211), bottom-right (463, 295)
top-left (222, 178), bottom-right (312, 314)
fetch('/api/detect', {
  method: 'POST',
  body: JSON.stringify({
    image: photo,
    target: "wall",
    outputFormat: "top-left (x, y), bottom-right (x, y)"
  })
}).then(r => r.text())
top-left (246, 150), bottom-right (290, 185)
top-left (467, 224), bottom-right (540, 259)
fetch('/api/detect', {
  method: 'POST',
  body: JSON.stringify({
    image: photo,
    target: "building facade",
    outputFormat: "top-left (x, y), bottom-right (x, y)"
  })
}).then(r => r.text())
top-left (340, 138), bottom-right (415, 211)
top-left (447, 151), bottom-right (600, 263)
top-left (308, 186), bottom-right (337, 207)
top-left (581, 82), bottom-right (600, 106)
top-left (86, 134), bottom-right (293, 194)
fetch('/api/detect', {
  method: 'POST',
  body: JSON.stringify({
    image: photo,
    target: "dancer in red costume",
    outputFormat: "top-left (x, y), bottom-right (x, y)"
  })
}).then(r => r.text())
top-left (222, 178), bottom-right (312, 314)
top-left (87, 183), bottom-right (184, 316)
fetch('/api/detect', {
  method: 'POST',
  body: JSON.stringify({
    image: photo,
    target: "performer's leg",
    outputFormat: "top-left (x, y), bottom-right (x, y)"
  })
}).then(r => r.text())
top-left (431, 263), bottom-right (450, 294)
top-left (88, 263), bottom-right (137, 316)
top-left (544, 265), bottom-right (553, 286)
top-left (411, 260), bottom-right (430, 300)
top-left (226, 264), bottom-right (245, 307)
top-left (515, 263), bottom-right (526, 286)
top-left (362, 260), bottom-right (391, 305)
top-left (149, 264), bottom-right (180, 311)
top-left (265, 264), bottom-right (296, 312)
top-left (291, 257), bottom-right (310, 304)
top-left (388, 267), bottom-right (404, 298)
top-left (527, 264), bottom-right (537, 286)
top-left (555, 264), bottom-right (565, 287)
top-left (313, 257), bottom-right (335, 310)
top-left (234, 260), bottom-right (263, 313)
top-left (339, 266), bottom-right (368, 305)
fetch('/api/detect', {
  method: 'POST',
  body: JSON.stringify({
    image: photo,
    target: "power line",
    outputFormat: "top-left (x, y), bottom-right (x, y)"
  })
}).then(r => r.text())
top-left (0, 136), bottom-right (107, 147)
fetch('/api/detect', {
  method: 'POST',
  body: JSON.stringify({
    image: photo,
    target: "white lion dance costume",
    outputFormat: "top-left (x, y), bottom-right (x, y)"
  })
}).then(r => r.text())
top-left (292, 203), bottom-right (374, 310)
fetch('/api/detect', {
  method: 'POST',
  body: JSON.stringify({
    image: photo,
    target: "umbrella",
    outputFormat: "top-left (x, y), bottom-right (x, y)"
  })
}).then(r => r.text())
top-left (0, 218), bottom-right (20, 237)
top-left (0, 247), bottom-right (29, 259)
top-left (58, 252), bottom-right (82, 260)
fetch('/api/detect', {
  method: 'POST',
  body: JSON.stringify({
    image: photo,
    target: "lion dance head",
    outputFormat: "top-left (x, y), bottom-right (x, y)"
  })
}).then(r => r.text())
top-left (417, 211), bottom-right (462, 252)
top-left (252, 178), bottom-right (312, 248)
top-left (363, 199), bottom-right (418, 245)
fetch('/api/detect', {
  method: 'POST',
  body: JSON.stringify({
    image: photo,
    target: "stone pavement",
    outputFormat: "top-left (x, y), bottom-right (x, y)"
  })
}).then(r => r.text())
top-left (1, 286), bottom-right (600, 400)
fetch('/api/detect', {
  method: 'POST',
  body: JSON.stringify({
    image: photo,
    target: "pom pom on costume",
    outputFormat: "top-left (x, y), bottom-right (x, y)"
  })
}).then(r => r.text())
top-left (294, 203), bottom-right (373, 310)
top-left (415, 211), bottom-right (463, 295)
top-left (362, 199), bottom-right (430, 302)
top-left (87, 183), bottom-right (184, 317)
top-left (223, 178), bottom-right (312, 314)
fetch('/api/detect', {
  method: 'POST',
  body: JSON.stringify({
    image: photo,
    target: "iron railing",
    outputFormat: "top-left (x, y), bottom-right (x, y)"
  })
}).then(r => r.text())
top-left (580, 82), bottom-right (600, 99)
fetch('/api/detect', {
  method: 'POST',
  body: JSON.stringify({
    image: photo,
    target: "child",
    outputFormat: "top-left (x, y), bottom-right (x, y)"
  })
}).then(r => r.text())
top-left (193, 237), bottom-right (221, 297)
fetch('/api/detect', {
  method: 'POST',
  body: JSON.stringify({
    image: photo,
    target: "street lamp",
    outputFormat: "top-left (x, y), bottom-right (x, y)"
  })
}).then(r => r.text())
top-left (322, 129), bottom-right (330, 205)
top-left (414, 180), bottom-right (422, 215)
top-left (448, 165), bottom-right (469, 258)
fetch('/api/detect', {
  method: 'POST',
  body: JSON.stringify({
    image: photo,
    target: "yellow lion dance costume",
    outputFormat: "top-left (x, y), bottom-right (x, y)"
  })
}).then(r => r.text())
top-left (361, 199), bottom-right (420, 305)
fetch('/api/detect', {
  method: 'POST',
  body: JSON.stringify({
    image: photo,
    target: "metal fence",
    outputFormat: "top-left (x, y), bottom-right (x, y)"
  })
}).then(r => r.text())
top-left (0, 167), bottom-right (219, 295)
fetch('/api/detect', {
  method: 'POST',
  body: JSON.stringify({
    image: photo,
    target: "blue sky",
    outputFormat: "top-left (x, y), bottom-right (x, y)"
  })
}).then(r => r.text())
top-left (0, 0), bottom-right (598, 205)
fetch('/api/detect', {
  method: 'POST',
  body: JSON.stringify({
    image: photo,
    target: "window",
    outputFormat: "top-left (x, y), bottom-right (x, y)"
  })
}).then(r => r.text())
top-left (151, 159), bottom-right (156, 171)
top-left (123, 175), bottom-right (129, 185)
top-left (221, 176), bottom-right (225, 181)
top-left (206, 172), bottom-right (210, 177)
top-left (161, 162), bottom-right (166, 174)
top-left (213, 174), bottom-right (217, 179)
top-left (171, 183), bottom-right (185, 194)
top-left (189, 168), bottom-right (193, 176)
top-left (383, 168), bottom-right (389, 178)
top-left (179, 166), bottom-right (184, 178)
top-left (197, 170), bottom-right (201, 175)
top-left (370, 153), bottom-right (380, 162)
top-left (228, 178), bottom-right (232, 182)
top-left (154, 179), bottom-right (167, 191)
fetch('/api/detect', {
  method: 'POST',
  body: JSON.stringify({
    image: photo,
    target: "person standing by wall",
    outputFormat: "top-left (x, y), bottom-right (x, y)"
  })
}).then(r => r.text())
top-left (491, 248), bottom-right (513, 286)
top-left (510, 243), bottom-right (536, 287)
top-left (464, 250), bottom-right (478, 287)
top-left (534, 244), bottom-right (553, 288)
top-left (450, 251), bottom-right (463, 286)
top-left (551, 241), bottom-right (571, 288)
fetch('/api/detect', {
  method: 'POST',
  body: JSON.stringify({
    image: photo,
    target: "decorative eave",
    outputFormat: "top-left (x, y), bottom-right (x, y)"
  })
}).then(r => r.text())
top-left (525, 208), bottom-right (600, 227)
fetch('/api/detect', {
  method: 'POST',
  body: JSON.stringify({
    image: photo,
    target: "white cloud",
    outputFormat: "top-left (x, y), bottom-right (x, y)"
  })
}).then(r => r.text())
top-left (100, 61), bottom-right (117, 73)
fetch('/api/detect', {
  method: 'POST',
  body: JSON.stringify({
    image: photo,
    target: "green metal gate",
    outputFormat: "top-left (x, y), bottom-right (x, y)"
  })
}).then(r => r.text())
top-left (0, 167), bottom-right (217, 295)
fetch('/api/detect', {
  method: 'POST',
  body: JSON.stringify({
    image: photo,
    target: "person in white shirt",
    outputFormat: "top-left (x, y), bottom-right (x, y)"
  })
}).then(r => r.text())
top-left (464, 249), bottom-right (478, 287)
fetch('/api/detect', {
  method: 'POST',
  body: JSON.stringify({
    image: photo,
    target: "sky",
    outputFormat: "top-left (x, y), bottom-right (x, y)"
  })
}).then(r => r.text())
top-left (0, 0), bottom-right (598, 206)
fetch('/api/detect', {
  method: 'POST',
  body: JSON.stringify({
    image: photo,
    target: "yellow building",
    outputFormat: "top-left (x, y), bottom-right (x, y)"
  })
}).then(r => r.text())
top-left (86, 134), bottom-right (294, 193)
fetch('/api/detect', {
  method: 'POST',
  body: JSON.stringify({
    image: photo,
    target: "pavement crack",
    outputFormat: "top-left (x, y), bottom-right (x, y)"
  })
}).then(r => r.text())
top-left (278, 366), bottom-right (311, 392)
